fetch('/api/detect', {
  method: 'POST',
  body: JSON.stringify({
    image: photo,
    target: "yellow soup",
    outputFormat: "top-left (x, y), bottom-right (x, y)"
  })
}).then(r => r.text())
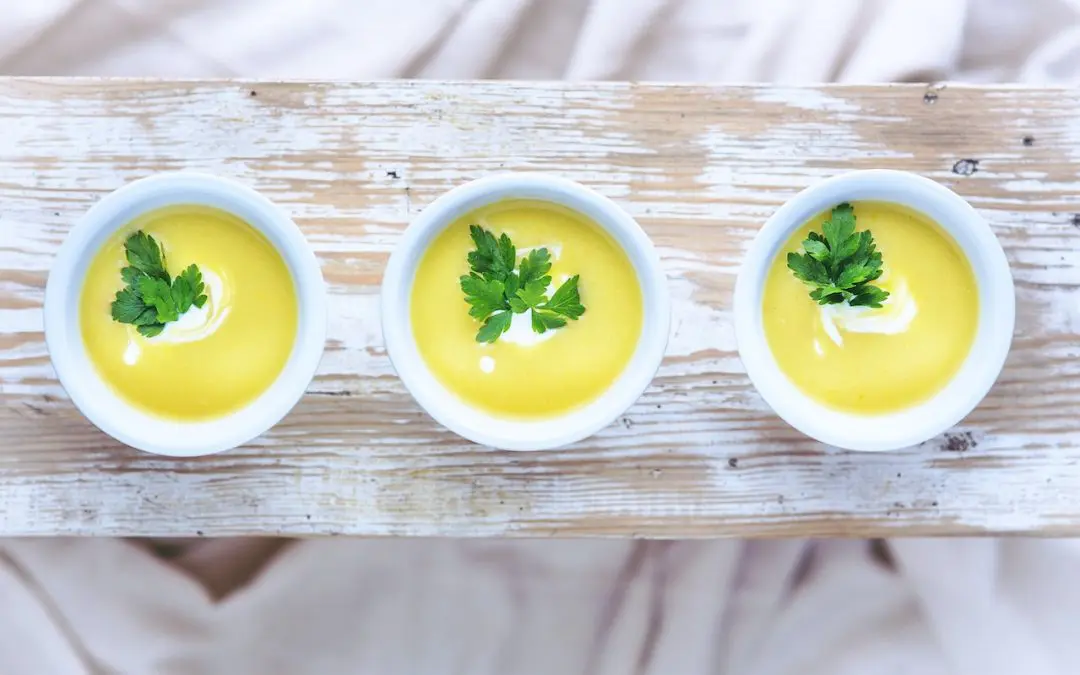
top-left (762, 201), bottom-right (978, 413)
top-left (80, 206), bottom-right (298, 420)
top-left (411, 201), bottom-right (643, 418)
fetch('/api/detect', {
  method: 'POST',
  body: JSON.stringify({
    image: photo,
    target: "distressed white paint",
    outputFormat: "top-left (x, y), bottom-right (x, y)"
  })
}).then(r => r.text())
top-left (1, 80), bottom-right (1080, 537)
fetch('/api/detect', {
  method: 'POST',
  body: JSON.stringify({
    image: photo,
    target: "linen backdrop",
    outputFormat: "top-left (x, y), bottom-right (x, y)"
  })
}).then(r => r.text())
top-left (3, 0), bottom-right (1080, 673)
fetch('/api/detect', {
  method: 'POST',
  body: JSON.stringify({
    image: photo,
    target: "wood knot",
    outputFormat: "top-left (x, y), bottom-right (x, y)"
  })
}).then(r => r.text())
top-left (942, 431), bottom-right (977, 452)
top-left (952, 159), bottom-right (979, 176)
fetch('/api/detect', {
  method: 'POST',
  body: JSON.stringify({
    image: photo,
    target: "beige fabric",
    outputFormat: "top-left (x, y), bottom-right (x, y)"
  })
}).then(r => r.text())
top-left (4, 0), bottom-right (1080, 82)
top-left (4, 538), bottom-right (1080, 674)
top-left (4, 0), bottom-right (1080, 672)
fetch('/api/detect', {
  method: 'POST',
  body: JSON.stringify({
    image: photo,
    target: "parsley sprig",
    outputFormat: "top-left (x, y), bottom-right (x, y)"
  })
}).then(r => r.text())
top-left (110, 231), bottom-right (207, 337)
top-left (786, 203), bottom-right (890, 308)
top-left (460, 225), bottom-right (585, 343)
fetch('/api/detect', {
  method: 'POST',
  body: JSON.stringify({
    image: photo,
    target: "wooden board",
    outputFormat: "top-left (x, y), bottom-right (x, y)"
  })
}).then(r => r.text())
top-left (2, 79), bottom-right (1079, 537)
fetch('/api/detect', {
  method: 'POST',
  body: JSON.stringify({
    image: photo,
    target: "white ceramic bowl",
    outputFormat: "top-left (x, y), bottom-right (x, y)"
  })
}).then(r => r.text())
top-left (733, 170), bottom-right (1015, 452)
top-left (44, 172), bottom-right (327, 457)
top-left (381, 173), bottom-right (670, 451)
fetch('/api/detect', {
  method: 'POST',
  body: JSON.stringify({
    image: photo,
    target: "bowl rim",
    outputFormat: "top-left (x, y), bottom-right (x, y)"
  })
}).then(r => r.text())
top-left (733, 169), bottom-right (1015, 452)
top-left (380, 173), bottom-right (670, 451)
top-left (43, 172), bottom-right (327, 457)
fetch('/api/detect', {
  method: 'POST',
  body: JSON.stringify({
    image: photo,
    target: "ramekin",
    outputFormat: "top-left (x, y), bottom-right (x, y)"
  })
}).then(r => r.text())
top-left (44, 172), bottom-right (327, 457)
top-left (381, 173), bottom-right (670, 451)
top-left (733, 170), bottom-right (1015, 452)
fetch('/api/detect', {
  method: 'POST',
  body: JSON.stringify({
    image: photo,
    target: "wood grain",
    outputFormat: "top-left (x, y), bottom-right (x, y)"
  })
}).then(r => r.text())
top-left (2, 79), bottom-right (1079, 537)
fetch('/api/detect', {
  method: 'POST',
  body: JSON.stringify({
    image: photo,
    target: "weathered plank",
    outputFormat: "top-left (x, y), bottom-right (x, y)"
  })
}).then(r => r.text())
top-left (1, 80), bottom-right (1079, 537)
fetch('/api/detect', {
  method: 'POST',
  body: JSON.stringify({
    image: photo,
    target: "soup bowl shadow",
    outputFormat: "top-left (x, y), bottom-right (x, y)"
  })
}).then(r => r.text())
top-left (43, 172), bottom-right (327, 457)
top-left (733, 170), bottom-right (1015, 452)
top-left (381, 173), bottom-right (670, 451)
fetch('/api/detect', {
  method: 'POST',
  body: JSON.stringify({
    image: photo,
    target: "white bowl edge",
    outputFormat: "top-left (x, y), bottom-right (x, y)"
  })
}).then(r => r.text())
top-left (381, 173), bottom-right (671, 451)
top-left (733, 170), bottom-right (1015, 452)
top-left (43, 172), bottom-right (328, 457)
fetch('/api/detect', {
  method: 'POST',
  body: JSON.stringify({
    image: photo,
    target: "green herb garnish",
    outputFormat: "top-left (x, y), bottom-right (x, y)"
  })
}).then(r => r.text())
top-left (786, 202), bottom-right (890, 308)
top-left (109, 231), bottom-right (207, 337)
top-left (460, 225), bottom-right (585, 343)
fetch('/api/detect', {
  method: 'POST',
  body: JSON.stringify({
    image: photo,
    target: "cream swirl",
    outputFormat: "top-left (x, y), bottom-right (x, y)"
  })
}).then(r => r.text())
top-left (819, 276), bottom-right (917, 348)
top-left (122, 267), bottom-right (230, 365)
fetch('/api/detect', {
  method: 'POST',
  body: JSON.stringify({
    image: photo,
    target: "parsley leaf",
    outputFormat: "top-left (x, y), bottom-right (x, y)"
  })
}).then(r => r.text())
top-left (120, 266), bottom-right (144, 287)
top-left (513, 278), bottom-right (550, 311)
top-left (785, 252), bottom-right (828, 286)
top-left (822, 203), bottom-right (856, 260)
top-left (111, 287), bottom-right (149, 324)
top-left (123, 231), bottom-right (170, 282)
top-left (110, 285), bottom-right (159, 328)
top-left (518, 248), bottom-right (552, 286)
top-left (173, 264), bottom-right (208, 313)
top-left (541, 275), bottom-right (585, 320)
top-left (461, 274), bottom-right (508, 320)
top-left (138, 276), bottom-right (180, 323)
top-left (476, 311), bottom-right (513, 343)
top-left (849, 285), bottom-right (890, 307)
top-left (531, 310), bottom-right (567, 333)
top-left (786, 203), bottom-right (890, 309)
top-left (461, 227), bottom-right (586, 343)
top-left (467, 225), bottom-right (516, 282)
top-left (503, 271), bottom-right (520, 300)
top-left (801, 238), bottom-right (829, 261)
top-left (109, 230), bottom-right (210, 336)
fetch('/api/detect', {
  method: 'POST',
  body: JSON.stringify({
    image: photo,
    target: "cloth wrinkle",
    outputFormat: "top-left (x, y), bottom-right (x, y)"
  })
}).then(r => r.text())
top-left (3, 0), bottom-right (1080, 672)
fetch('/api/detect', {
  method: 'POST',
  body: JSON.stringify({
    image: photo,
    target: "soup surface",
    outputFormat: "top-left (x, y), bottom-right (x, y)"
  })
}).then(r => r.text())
top-left (411, 200), bottom-right (643, 418)
top-left (80, 205), bottom-right (297, 420)
top-left (762, 201), bottom-right (978, 413)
